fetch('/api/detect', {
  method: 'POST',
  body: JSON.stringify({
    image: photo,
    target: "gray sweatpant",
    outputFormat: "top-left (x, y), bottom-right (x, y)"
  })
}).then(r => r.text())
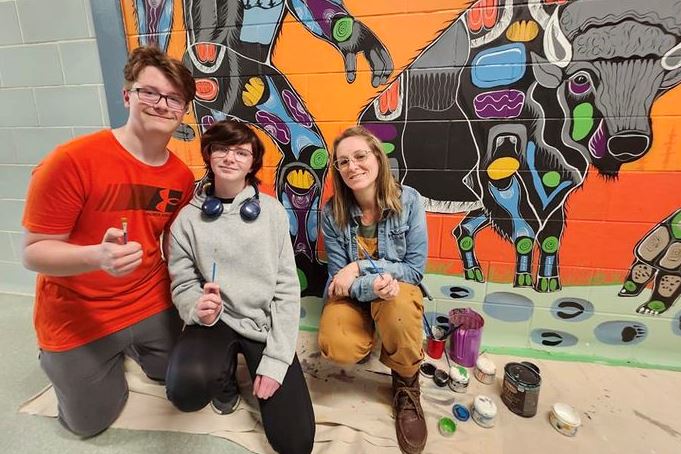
top-left (39, 308), bottom-right (182, 437)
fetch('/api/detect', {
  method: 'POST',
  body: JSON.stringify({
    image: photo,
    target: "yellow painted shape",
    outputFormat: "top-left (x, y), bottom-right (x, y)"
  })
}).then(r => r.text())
top-left (487, 157), bottom-right (520, 180)
top-left (506, 20), bottom-right (539, 42)
top-left (286, 169), bottom-right (315, 189)
top-left (242, 77), bottom-right (265, 107)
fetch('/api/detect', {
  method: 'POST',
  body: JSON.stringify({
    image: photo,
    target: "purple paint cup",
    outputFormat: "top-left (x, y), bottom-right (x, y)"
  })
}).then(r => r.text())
top-left (448, 308), bottom-right (485, 367)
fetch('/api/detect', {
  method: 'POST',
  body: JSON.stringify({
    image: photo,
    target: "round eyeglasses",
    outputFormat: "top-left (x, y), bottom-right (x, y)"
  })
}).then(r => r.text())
top-left (129, 87), bottom-right (187, 111)
top-left (210, 145), bottom-right (253, 162)
top-left (333, 149), bottom-right (371, 171)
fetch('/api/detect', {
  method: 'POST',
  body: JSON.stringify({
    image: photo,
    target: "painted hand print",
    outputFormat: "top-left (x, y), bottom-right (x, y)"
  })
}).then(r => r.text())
top-left (619, 208), bottom-right (681, 316)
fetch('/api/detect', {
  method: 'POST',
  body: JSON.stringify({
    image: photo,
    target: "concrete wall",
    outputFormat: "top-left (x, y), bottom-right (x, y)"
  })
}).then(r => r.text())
top-left (0, 0), bottom-right (109, 294)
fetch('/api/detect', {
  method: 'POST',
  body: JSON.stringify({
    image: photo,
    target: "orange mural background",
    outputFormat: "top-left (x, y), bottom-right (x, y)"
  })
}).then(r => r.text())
top-left (120, 0), bottom-right (681, 286)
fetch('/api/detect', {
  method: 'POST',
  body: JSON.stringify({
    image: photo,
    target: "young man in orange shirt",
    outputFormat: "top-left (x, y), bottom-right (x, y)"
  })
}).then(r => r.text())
top-left (21, 46), bottom-right (197, 437)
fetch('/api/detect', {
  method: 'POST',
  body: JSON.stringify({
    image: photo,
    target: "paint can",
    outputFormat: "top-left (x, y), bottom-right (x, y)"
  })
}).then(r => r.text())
top-left (471, 395), bottom-right (497, 428)
top-left (473, 356), bottom-right (496, 384)
top-left (438, 416), bottom-right (457, 437)
top-left (549, 403), bottom-right (581, 437)
top-left (433, 368), bottom-right (449, 387)
top-left (452, 404), bottom-right (470, 422)
top-left (419, 362), bottom-right (436, 380)
top-left (448, 365), bottom-right (469, 393)
top-left (501, 362), bottom-right (542, 417)
top-left (426, 337), bottom-right (446, 359)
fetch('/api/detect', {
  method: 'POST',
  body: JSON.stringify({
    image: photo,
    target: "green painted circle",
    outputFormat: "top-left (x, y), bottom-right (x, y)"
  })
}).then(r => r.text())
top-left (572, 102), bottom-right (594, 141)
top-left (540, 278), bottom-right (548, 291)
top-left (466, 269), bottom-right (475, 279)
top-left (516, 238), bottom-right (533, 254)
top-left (647, 300), bottom-right (666, 312)
top-left (524, 274), bottom-right (532, 286)
top-left (542, 171), bottom-right (561, 188)
top-left (459, 236), bottom-right (474, 251)
top-left (549, 278), bottom-right (558, 291)
top-left (382, 142), bottom-right (395, 155)
top-left (624, 280), bottom-right (637, 292)
top-left (310, 148), bottom-right (328, 170)
top-left (542, 236), bottom-right (559, 253)
top-left (333, 17), bottom-right (354, 42)
top-left (297, 268), bottom-right (308, 292)
top-left (671, 211), bottom-right (681, 239)
top-left (474, 268), bottom-right (484, 282)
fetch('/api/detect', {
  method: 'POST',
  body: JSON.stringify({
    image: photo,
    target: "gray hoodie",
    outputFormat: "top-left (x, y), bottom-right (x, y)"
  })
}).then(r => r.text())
top-left (167, 184), bottom-right (300, 384)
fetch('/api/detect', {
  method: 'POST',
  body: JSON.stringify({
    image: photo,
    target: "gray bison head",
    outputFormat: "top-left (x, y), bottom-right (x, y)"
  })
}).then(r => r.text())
top-left (531, 0), bottom-right (681, 177)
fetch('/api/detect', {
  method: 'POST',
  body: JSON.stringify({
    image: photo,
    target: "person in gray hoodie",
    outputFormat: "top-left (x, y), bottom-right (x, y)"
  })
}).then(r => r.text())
top-left (165, 120), bottom-right (315, 454)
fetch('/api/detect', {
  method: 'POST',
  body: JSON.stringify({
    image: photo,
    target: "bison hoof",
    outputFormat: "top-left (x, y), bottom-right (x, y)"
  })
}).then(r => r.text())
top-left (464, 267), bottom-right (485, 283)
top-left (536, 276), bottom-right (561, 293)
top-left (514, 273), bottom-right (533, 287)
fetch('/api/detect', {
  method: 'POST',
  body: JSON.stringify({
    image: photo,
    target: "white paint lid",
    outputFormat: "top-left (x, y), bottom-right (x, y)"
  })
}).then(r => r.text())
top-left (450, 365), bottom-right (469, 382)
top-left (474, 395), bottom-right (497, 417)
top-left (476, 356), bottom-right (496, 374)
top-left (552, 403), bottom-right (581, 427)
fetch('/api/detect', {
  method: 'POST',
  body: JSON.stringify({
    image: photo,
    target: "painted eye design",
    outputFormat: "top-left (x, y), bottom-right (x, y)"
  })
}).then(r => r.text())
top-left (568, 71), bottom-right (592, 96)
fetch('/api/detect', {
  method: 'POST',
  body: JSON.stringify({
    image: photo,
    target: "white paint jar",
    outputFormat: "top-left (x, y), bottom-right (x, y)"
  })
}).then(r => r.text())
top-left (471, 395), bottom-right (497, 428)
top-left (474, 356), bottom-right (496, 384)
top-left (549, 402), bottom-right (581, 437)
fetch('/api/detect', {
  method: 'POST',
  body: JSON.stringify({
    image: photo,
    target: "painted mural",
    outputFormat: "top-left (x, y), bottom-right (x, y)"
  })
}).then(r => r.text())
top-left (109, 0), bottom-right (681, 368)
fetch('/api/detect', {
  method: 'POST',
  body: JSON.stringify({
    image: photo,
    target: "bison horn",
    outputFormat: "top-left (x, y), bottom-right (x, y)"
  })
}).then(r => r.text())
top-left (662, 42), bottom-right (681, 71)
top-left (543, 8), bottom-right (572, 69)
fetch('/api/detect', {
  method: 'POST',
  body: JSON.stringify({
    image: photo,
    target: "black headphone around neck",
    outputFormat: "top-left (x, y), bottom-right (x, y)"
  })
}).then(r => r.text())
top-left (201, 183), bottom-right (261, 221)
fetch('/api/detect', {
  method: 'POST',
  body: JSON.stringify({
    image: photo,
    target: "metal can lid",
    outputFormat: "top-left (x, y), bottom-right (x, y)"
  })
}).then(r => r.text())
top-left (419, 362), bottom-right (436, 378)
top-left (453, 404), bottom-right (470, 421)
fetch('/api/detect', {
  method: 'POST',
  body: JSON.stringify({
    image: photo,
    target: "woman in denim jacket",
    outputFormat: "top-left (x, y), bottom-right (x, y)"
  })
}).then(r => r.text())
top-left (319, 126), bottom-right (428, 454)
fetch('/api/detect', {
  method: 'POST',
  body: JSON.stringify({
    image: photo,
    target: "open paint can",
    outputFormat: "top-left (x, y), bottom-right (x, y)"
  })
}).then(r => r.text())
top-left (471, 395), bottom-right (497, 428)
top-left (448, 365), bottom-right (469, 393)
top-left (473, 356), bottom-right (496, 384)
top-left (501, 362), bottom-right (541, 417)
top-left (549, 403), bottom-right (581, 437)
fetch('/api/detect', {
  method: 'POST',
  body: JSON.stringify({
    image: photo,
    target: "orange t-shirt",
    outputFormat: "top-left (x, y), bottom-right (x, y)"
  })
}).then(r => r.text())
top-left (23, 130), bottom-right (196, 352)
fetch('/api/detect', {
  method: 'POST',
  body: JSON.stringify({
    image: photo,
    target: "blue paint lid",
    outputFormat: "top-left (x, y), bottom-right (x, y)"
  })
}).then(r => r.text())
top-left (453, 404), bottom-right (470, 422)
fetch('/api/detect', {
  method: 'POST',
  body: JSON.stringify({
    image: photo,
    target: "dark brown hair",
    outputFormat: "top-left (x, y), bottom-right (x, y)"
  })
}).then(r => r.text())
top-left (330, 126), bottom-right (402, 227)
top-left (123, 46), bottom-right (196, 103)
top-left (200, 120), bottom-right (265, 186)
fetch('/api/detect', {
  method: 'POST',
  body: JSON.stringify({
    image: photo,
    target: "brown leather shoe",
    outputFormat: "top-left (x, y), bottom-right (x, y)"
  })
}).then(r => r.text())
top-left (392, 371), bottom-right (427, 454)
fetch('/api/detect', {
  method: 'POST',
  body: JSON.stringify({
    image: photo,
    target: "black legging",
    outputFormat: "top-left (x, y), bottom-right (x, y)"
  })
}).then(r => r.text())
top-left (165, 321), bottom-right (315, 454)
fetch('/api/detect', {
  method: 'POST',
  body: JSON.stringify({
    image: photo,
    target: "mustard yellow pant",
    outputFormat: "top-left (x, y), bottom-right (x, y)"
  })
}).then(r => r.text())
top-left (318, 282), bottom-right (424, 378)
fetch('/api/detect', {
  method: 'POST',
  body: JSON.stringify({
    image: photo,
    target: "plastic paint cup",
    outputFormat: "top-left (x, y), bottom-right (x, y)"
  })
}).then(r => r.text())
top-left (438, 416), bottom-right (457, 437)
top-left (427, 337), bottom-right (446, 359)
top-left (549, 403), bottom-right (581, 437)
top-left (448, 308), bottom-right (485, 367)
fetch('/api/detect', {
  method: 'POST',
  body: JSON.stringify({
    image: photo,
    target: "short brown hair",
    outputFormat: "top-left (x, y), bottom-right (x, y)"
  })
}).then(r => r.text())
top-left (200, 120), bottom-right (265, 186)
top-left (330, 126), bottom-right (402, 227)
top-left (123, 46), bottom-right (196, 103)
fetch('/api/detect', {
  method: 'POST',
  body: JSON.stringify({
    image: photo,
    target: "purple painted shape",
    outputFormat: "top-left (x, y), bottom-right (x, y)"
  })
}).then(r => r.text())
top-left (201, 115), bottom-right (215, 129)
top-left (255, 110), bottom-right (291, 144)
top-left (284, 183), bottom-right (319, 261)
top-left (588, 119), bottom-right (607, 159)
top-left (473, 89), bottom-right (525, 119)
top-left (364, 123), bottom-right (398, 141)
top-left (282, 89), bottom-right (312, 128)
top-left (569, 75), bottom-right (592, 96)
top-left (305, 0), bottom-right (345, 37)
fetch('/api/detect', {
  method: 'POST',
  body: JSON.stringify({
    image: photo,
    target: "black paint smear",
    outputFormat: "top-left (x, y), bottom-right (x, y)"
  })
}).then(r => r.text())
top-left (449, 286), bottom-right (470, 299)
top-left (541, 331), bottom-right (563, 346)
top-left (556, 300), bottom-right (585, 319)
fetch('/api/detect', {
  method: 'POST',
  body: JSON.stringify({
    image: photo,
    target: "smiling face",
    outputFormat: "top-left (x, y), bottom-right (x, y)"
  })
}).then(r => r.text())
top-left (334, 136), bottom-right (380, 195)
top-left (124, 66), bottom-right (186, 136)
top-left (209, 142), bottom-right (254, 187)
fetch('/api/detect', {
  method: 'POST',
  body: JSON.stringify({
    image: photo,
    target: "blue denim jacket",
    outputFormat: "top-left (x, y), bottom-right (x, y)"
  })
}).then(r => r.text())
top-left (322, 185), bottom-right (428, 302)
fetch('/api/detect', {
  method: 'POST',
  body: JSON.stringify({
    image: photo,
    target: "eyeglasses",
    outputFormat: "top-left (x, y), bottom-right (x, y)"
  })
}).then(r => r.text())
top-left (210, 144), bottom-right (253, 162)
top-left (333, 150), bottom-right (371, 171)
top-left (129, 87), bottom-right (187, 111)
